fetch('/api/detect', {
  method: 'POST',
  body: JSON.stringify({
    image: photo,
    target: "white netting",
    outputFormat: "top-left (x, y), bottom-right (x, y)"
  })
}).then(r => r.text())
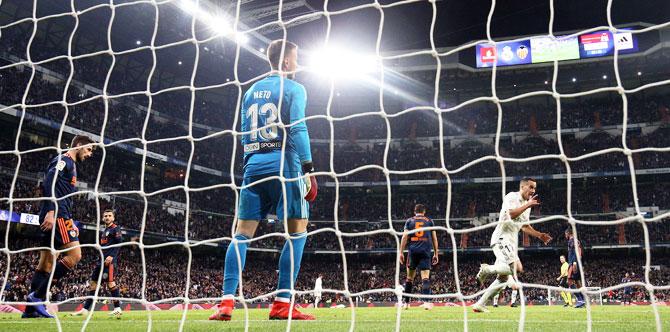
top-left (0, 1), bottom-right (669, 332)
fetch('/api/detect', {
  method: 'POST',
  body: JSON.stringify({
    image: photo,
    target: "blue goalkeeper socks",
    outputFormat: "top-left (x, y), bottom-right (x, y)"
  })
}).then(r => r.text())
top-left (222, 234), bottom-right (250, 296)
top-left (276, 232), bottom-right (307, 300)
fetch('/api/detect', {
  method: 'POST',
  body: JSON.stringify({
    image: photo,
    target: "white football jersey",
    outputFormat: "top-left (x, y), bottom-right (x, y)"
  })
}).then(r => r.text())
top-left (314, 277), bottom-right (322, 291)
top-left (490, 191), bottom-right (530, 247)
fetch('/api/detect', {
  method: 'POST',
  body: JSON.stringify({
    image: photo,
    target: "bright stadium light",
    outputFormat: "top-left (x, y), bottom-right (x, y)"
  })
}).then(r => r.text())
top-left (236, 34), bottom-right (249, 45)
top-left (572, 77), bottom-right (577, 82)
top-left (637, 71), bottom-right (642, 76)
top-left (307, 47), bottom-right (379, 79)
top-left (178, 0), bottom-right (199, 13)
top-left (603, 75), bottom-right (607, 79)
top-left (178, 0), bottom-right (232, 36)
top-left (135, 40), bottom-right (141, 45)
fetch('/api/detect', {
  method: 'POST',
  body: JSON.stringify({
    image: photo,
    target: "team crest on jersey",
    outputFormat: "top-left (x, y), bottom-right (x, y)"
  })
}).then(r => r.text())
top-left (103, 272), bottom-right (108, 279)
top-left (105, 231), bottom-right (109, 237)
top-left (69, 230), bottom-right (77, 238)
top-left (56, 160), bottom-right (66, 171)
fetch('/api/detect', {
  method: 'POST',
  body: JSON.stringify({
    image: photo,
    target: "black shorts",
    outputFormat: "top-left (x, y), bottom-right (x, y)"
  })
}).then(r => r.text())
top-left (39, 217), bottom-right (79, 248)
top-left (407, 250), bottom-right (431, 271)
top-left (90, 262), bottom-right (116, 283)
top-left (558, 277), bottom-right (568, 288)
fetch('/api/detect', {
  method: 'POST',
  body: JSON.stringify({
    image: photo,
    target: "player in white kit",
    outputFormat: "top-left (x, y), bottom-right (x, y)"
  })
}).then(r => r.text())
top-left (314, 274), bottom-right (323, 308)
top-left (472, 178), bottom-right (552, 313)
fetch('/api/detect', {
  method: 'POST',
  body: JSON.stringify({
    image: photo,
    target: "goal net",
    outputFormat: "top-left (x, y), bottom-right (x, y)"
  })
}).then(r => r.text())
top-left (0, 0), bottom-right (669, 332)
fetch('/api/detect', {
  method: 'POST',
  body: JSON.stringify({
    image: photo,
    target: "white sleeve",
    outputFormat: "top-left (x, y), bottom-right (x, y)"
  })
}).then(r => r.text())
top-left (503, 193), bottom-right (521, 212)
top-left (501, 193), bottom-right (522, 223)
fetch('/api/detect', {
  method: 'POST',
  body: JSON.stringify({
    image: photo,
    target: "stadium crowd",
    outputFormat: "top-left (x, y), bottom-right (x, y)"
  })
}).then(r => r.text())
top-left (1, 235), bottom-right (668, 305)
top-left (2, 169), bottom-right (670, 251)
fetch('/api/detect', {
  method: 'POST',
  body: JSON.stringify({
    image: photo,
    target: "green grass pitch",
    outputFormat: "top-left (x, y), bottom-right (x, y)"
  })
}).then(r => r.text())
top-left (1, 306), bottom-right (668, 331)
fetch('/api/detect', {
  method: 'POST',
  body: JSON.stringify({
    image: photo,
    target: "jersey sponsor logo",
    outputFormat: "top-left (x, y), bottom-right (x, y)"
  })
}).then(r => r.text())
top-left (244, 142), bottom-right (260, 152)
top-left (56, 160), bottom-right (66, 171)
top-left (260, 142), bottom-right (281, 149)
top-left (244, 141), bottom-right (282, 152)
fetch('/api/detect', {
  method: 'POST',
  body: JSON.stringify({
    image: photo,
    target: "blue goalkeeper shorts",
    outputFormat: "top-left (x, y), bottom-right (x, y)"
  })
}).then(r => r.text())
top-left (238, 173), bottom-right (309, 221)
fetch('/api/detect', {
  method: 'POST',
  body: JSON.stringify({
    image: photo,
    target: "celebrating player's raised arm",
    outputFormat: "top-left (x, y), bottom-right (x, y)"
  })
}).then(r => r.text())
top-left (507, 194), bottom-right (539, 220)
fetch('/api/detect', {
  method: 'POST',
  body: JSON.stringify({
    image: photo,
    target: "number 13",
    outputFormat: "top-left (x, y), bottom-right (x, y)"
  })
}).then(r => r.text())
top-left (247, 103), bottom-right (279, 141)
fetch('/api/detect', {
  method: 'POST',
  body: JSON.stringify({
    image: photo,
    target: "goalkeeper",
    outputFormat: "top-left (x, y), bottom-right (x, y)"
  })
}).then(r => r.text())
top-left (210, 39), bottom-right (317, 321)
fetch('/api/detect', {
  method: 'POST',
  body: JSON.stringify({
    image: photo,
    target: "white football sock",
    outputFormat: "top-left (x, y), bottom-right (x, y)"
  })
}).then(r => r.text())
top-left (476, 279), bottom-right (504, 307)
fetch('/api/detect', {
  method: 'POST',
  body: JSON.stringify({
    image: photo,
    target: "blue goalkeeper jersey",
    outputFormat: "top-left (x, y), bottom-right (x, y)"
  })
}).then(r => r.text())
top-left (240, 75), bottom-right (312, 177)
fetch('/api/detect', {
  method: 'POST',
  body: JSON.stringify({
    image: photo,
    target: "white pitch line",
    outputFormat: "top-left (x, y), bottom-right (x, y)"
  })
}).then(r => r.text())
top-left (0, 319), bottom-right (626, 324)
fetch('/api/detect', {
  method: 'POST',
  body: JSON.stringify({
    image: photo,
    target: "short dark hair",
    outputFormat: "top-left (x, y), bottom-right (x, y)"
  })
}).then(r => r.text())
top-left (267, 39), bottom-right (298, 70)
top-left (70, 135), bottom-right (95, 148)
top-left (521, 177), bottom-right (536, 185)
top-left (103, 209), bottom-right (115, 216)
top-left (414, 204), bottom-right (426, 214)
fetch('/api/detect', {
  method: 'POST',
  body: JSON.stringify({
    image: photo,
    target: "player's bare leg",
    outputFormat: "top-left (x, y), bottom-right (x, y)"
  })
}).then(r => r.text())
top-left (209, 219), bottom-right (259, 321)
top-left (269, 218), bottom-right (315, 320)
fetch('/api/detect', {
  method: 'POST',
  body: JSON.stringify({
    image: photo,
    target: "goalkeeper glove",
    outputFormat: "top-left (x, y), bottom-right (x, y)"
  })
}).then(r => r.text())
top-left (302, 162), bottom-right (318, 202)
